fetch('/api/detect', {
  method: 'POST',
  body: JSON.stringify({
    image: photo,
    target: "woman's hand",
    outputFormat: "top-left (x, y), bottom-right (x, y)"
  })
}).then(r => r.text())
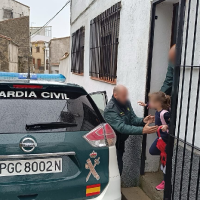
top-left (138, 101), bottom-right (147, 107)
top-left (161, 125), bottom-right (168, 132)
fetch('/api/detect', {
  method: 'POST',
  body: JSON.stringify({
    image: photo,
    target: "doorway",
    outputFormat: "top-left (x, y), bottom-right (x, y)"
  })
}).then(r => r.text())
top-left (37, 59), bottom-right (41, 68)
top-left (141, 0), bottom-right (179, 175)
top-left (141, 0), bottom-right (200, 199)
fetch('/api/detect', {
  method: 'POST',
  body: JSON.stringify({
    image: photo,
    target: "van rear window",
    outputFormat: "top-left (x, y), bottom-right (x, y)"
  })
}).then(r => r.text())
top-left (0, 90), bottom-right (101, 133)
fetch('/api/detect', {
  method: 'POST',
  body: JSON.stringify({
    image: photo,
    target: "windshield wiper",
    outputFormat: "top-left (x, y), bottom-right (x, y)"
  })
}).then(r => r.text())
top-left (26, 122), bottom-right (77, 131)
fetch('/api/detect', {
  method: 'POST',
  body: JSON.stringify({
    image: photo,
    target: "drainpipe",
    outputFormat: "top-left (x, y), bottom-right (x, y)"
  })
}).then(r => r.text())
top-left (44, 43), bottom-right (46, 74)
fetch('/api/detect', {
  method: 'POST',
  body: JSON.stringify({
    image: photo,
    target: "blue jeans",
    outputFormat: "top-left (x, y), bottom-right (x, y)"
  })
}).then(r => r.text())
top-left (149, 137), bottom-right (168, 155)
top-left (149, 138), bottom-right (161, 156)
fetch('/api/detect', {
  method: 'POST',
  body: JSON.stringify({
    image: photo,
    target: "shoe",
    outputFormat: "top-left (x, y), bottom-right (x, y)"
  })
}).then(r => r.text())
top-left (156, 181), bottom-right (165, 191)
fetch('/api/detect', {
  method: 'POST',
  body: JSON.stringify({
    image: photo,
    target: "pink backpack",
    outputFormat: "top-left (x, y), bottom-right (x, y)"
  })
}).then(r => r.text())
top-left (160, 110), bottom-right (169, 133)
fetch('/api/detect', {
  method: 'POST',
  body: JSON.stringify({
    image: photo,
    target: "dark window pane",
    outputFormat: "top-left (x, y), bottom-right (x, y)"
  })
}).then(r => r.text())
top-left (3, 9), bottom-right (13, 19)
top-left (71, 27), bottom-right (85, 74)
top-left (0, 95), bottom-right (100, 133)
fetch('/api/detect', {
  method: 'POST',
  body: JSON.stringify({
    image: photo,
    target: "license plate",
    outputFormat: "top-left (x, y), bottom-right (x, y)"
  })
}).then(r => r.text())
top-left (0, 158), bottom-right (62, 176)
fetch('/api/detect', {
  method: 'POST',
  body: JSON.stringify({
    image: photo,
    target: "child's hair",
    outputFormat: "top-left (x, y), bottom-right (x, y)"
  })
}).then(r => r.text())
top-left (148, 91), bottom-right (171, 110)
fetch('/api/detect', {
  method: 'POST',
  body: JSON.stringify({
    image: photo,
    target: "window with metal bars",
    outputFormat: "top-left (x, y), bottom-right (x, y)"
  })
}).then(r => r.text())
top-left (89, 2), bottom-right (121, 83)
top-left (3, 9), bottom-right (13, 19)
top-left (71, 27), bottom-right (85, 74)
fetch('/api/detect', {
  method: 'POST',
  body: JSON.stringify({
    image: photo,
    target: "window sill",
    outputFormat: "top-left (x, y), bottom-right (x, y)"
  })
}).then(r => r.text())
top-left (72, 72), bottom-right (84, 76)
top-left (91, 77), bottom-right (116, 85)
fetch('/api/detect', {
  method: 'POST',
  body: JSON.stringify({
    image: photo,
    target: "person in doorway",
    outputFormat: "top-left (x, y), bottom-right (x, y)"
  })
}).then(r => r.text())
top-left (138, 44), bottom-right (176, 107)
top-left (104, 85), bottom-right (158, 175)
top-left (138, 91), bottom-right (171, 191)
top-left (160, 44), bottom-right (176, 95)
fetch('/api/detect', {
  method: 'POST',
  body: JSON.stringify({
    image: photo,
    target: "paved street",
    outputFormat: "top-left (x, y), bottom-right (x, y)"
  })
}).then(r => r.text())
top-left (122, 187), bottom-right (151, 200)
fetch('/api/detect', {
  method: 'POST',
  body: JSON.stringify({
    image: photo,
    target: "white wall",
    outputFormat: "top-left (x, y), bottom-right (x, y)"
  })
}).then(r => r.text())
top-left (69, 0), bottom-right (121, 100)
top-left (69, 0), bottom-right (200, 183)
top-left (69, 0), bottom-right (152, 186)
top-left (0, 0), bottom-right (30, 21)
top-left (59, 56), bottom-right (70, 81)
top-left (51, 66), bottom-right (59, 74)
top-left (145, 2), bottom-right (174, 172)
top-left (69, 0), bottom-right (188, 177)
top-left (71, 0), bottom-right (95, 23)
top-left (69, 0), bottom-right (152, 110)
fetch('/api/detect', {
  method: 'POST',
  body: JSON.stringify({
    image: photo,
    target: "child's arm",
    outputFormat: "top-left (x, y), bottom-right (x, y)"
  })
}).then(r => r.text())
top-left (137, 101), bottom-right (147, 107)
top-left (138, 101), bottom-right (151, 109)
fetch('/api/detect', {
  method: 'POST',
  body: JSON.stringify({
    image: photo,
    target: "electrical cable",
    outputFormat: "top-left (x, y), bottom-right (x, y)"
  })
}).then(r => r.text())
top-left (31, 0), bottom-right (70, 37)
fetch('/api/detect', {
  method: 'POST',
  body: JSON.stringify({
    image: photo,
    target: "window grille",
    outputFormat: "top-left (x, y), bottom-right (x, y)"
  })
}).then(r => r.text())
top-left (71, 27), bottom-right (85, 74)
top-left (89, 2), bottom-right (121, 82)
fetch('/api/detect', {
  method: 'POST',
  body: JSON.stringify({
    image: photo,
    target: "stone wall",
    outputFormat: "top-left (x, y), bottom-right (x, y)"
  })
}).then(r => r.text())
top-left (0, 16), bottom-right (31, 72)
top-left (49, 37), bottom-right (70, 66)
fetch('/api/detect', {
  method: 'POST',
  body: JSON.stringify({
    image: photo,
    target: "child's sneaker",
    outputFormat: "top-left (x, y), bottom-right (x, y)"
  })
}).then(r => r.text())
top-left (156, 181), bottom-right (165, 191)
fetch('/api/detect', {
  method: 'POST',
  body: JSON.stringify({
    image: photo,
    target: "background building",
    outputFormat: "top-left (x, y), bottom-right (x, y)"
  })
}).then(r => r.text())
top-left (0, 34), bottom-right (18, 72)
top-left (49, 37), bottom-right (70, 74)
top-left (32, 41), bottom-right (46, 73)
top-left (0, 16), bottom-right (31, 72)
top-left (30, 26), bottom-right (52, 40)
top-left (0, 0), bottom-right (30, 21)
top-left (30, 26), bottom-right (52, 74)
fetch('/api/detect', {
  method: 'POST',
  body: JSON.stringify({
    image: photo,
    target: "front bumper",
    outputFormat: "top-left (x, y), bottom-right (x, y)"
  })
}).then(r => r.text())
top-left (90, 175), bottom-right (121, 200)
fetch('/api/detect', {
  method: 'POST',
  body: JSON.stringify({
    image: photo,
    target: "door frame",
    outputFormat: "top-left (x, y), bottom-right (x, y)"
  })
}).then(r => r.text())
top-left (141, 0), bottom-right (167, 176)
top-left (140, 0), bottom-right (181, 175)
top-left (141, 0), bottom-right (186, 199)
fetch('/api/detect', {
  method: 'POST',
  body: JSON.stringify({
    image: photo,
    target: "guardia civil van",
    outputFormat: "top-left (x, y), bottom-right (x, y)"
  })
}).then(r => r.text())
top-left (0, 72), bottom-right (121, 200)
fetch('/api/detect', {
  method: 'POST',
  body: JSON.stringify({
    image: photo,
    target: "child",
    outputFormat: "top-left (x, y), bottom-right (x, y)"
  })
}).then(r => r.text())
top-left (138, 91), bottom-right (170, 191)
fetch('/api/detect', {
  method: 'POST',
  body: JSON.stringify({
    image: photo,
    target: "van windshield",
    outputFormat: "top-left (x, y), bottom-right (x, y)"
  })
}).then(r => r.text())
top-left (0, 95), bottom-right (101, 133)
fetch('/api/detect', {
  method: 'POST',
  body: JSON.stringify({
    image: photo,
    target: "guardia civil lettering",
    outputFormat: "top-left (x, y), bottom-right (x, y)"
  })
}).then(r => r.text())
top-left (0, 91), bottom-right (68, 99)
